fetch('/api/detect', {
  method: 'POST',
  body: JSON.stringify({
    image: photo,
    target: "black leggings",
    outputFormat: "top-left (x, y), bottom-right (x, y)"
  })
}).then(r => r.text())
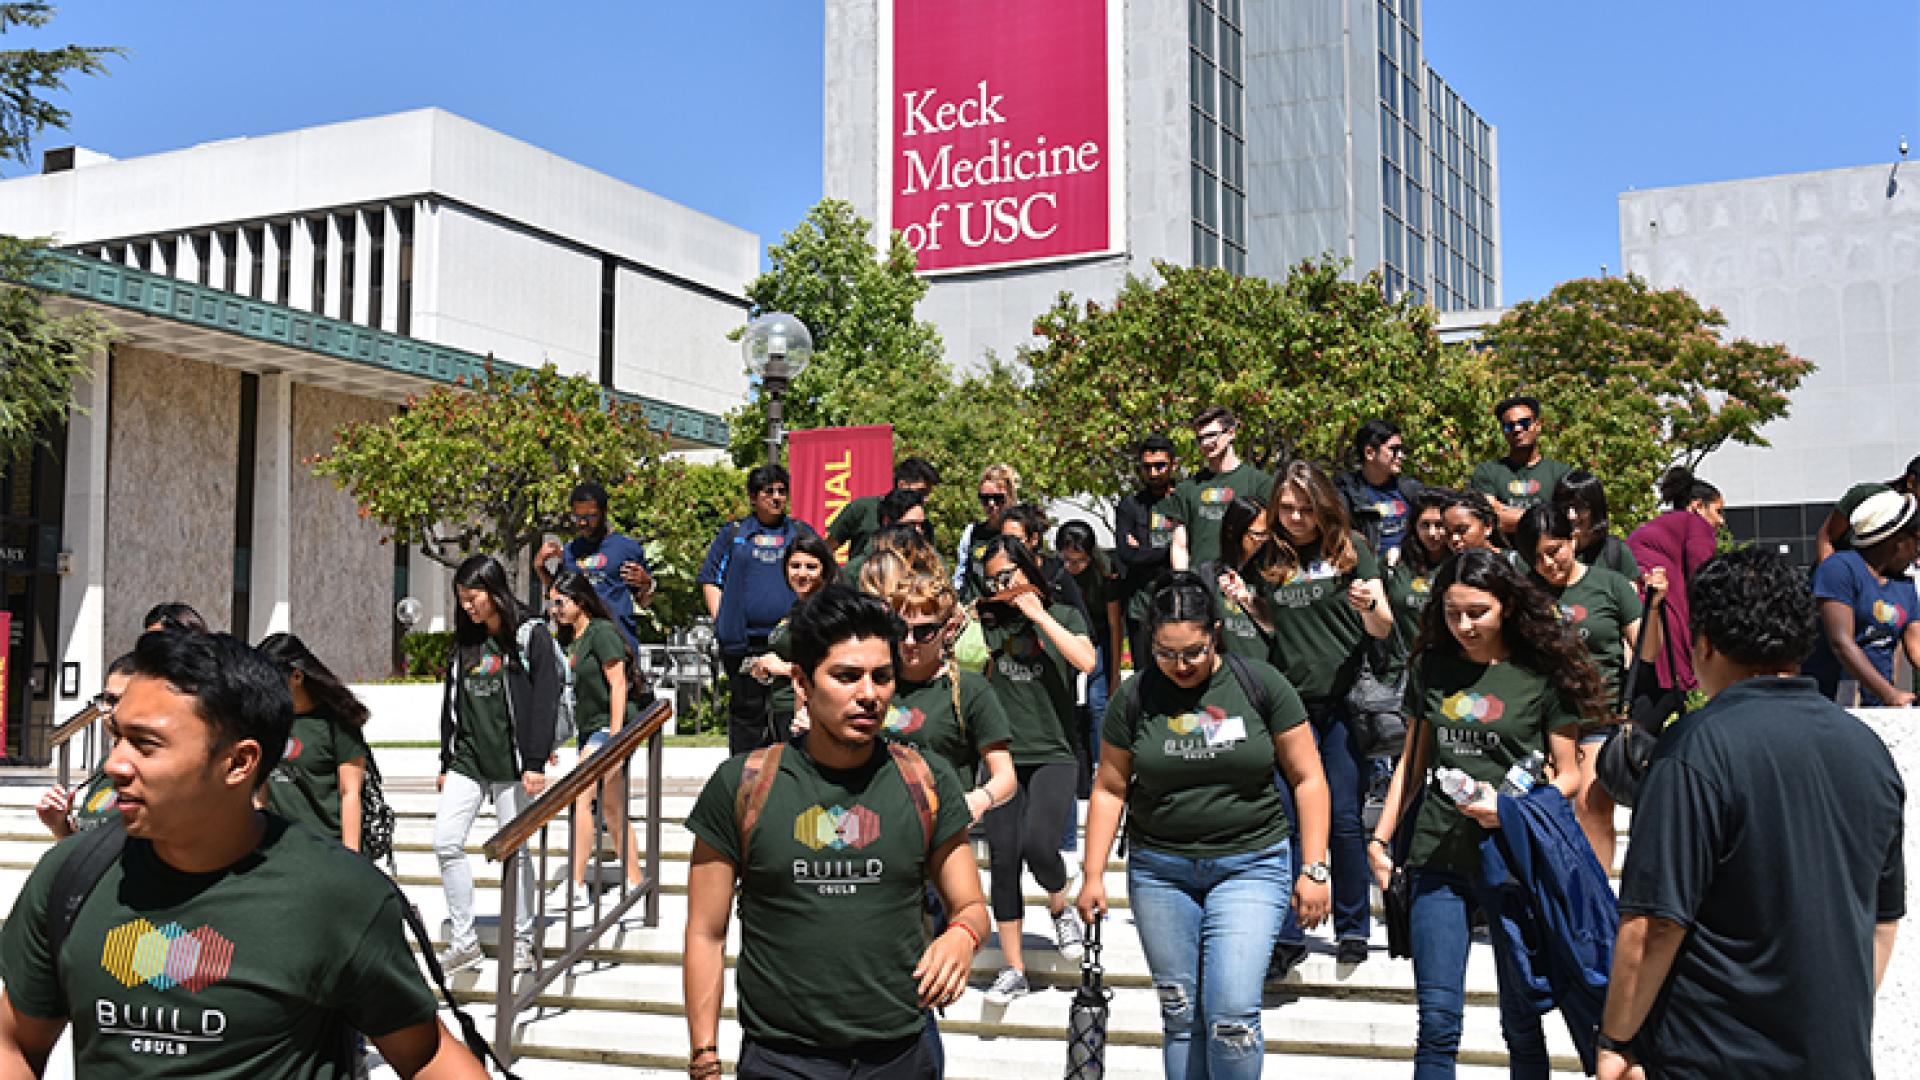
top-left (983, 761), bottom-right (1077, 923)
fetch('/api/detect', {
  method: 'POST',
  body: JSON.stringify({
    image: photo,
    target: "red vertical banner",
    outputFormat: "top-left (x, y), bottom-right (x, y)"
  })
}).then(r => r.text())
top-left (788, 426), bottom-right (896, 545)
top-left (0, 612), bottom-right (10, 753)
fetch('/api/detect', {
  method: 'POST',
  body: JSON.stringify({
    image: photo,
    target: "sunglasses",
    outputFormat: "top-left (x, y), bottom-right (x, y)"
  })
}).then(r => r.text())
top-left (979, 493), bottom-right (1008, 508)
top-left (1139, 460), bottom-right (1171, 473)
top-left (1151, 642), bottom-right (1214, 666)
top-left (902, 622), bottom-right (945, 644)
top-left (1501, 417), bottom-right (1535, 434)
top-left (983, 568), bottom-right (1020, 593)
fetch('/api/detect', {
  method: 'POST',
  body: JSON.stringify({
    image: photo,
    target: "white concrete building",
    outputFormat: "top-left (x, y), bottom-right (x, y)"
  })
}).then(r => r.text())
top-left (1619, 160), bottom-right (1920, 562)
top-left (0, 109), bottom-right (755, 761)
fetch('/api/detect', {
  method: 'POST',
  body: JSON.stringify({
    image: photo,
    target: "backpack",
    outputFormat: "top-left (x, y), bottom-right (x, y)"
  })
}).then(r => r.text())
top-left (45, 818), bottom-right (523, 1078)
top-left (732, 742), bottom-right (940, 864)
top-left (516, 618), bottom-right (575, 757)
top-left (274, 743), bottom-right (396, 865)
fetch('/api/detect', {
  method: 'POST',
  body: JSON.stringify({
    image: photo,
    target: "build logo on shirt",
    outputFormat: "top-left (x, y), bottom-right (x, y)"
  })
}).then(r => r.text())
top-left (1558, 604), bottom-right (1592, 641)
top-left (1163, 706), bottom-right (1248, 759)
top-left (882, 705), bottom-right (926, 736)
top-left (1272, 560), bottom-right (1339, 608)
top-left (1507, 479), bottom-right (1542, 497)
top-left (96, 918), bottom-right (237, 1056)
top-left (792, 804), bottom-right (885, 895)
top-left (83, 785), bottom-right (117, 815)
top-left (1441, 691), bottom-right (1505, 724)
top-left (471, 655), bottom-right (504, 676)
top-left (1373, 498), bottom-right (1408, 517)
top-left (1874, 600), bottom-right (1907, 627)
top-left (750, 533), bottom-right (788, 564)
top-left (281, 736), bottom-right (304, 762)
top-left (578, 553), bottom-right (610, 570)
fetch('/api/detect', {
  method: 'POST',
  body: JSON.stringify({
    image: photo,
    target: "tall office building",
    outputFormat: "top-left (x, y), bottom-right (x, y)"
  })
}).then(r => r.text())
top-left (825, 0), bottom-right (1500, 370)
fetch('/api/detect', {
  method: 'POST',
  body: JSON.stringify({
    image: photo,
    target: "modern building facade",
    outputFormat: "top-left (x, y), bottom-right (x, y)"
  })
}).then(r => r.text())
top-left (1619, 160), bottom-right (1920, 562)
top-left (0, 109), bottom-right (754, 761)
top-left (825, 0), bottom-right (1500, 370)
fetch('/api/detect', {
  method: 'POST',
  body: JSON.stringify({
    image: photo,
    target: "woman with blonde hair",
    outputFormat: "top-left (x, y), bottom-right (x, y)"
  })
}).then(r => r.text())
top-left (882, 574), bottom-right (1016, 821)
top-left (1257, 460), bottom-right (1393, 973)
top-left (957, 463), bottom-right (1020, 600)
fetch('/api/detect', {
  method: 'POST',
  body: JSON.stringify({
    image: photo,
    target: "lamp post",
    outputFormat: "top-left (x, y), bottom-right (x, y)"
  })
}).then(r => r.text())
top-left (741, 312), bottom-right (813, 465)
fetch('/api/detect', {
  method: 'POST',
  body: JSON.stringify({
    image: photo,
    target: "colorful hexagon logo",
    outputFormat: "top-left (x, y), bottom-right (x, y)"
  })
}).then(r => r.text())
top-left (101, 919), bottom-right (234, 993)
top-left (1440, 691), bottom-right (1505, 725)
top-left (793, 804), bottom-right (883, 851)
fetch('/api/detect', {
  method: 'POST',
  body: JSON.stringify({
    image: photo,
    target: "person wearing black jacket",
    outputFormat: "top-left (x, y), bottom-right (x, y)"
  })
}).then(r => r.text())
top-left (434, 554), bottom-right (563, 977)
top-left (1115, 434), bottom-right (1180, 664)
top-left (1334, 420), bottom-right (1423, 559)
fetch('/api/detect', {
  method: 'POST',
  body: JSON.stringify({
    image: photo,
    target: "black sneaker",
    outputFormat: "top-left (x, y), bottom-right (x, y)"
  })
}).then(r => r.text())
top-left (1267, 941), bottom-right (1309, 980)
top-left (1336, 938), bottom-right (1370, 965)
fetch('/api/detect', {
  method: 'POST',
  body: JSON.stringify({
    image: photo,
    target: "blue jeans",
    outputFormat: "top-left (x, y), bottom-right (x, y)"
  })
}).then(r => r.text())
top-left (1408, 868), bottom-right (1549, 1079)
top-left (1062, 644), bottom-right (1111, 851)
top-left (1127, 841), bottom-right (1291, 1080)
top-left (1275, 704), bottom-right (1371, 945)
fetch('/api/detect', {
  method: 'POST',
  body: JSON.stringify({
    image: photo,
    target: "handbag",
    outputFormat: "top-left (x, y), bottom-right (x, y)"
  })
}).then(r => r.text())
top-left (1064, 915), bottom-right (1110, 1079)
top-left (1595, 594), bottom-right (1679, 808)
top-left (1382, 712), bottom-right (1426, 960)
top-left (1347, 623), bottom-right (1410, 759)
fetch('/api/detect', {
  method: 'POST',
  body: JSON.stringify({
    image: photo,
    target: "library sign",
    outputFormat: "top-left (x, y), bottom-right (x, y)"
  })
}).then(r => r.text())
top-left (881, 0), bottom-right (1124, 274)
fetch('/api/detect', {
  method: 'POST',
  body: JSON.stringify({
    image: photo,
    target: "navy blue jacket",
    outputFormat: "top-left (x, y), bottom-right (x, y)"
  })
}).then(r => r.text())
top-left (696, 515), bottom-right (816, 653)
top-left (1477, 786), bottom-right (1618, 1075)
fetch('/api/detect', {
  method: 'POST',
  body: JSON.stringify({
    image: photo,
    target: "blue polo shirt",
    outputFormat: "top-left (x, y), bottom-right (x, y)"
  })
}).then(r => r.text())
top-left (697, 515), bottom-right (815, 653)
top-left (564, 531), bottom-right (650, 649)
top-left (1802, 549), bottom-right (1919, 705)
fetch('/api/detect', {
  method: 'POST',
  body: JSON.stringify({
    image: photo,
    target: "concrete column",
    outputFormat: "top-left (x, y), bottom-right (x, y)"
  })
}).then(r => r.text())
top-left (381, 205), bottom-right (404, 332)
top-left (288, 219), bottom-right (315, 310)
top-left (176, 232), bottom-right (201, 285)
top-left (261, 224), bottom-right (283, 304)
top-left (351, 210), bottom-right (375, 326)
top-left (326, 215), bottom-right (347, 320)
top-left (249, 373), bottom-right (293, 638)
top-left (407, 547), bottom-right (452, 633)
top-left (408, 198), bottom-right (439, 341)
top-left (56, 345), bottom-right (111, 717)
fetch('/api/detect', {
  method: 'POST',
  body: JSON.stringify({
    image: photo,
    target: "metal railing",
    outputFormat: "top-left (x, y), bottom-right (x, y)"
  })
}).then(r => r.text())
top-left (48, 701), bottom-right (111, 787)
top-left (480, 698), bottom-right (672, 1066)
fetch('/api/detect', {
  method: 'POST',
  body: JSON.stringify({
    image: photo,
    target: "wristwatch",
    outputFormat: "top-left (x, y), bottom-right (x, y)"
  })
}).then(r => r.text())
top-left (1302, 860), bottom-right (1331, 883)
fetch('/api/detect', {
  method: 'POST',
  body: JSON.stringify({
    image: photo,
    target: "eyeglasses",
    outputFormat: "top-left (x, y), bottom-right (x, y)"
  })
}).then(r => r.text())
top-left (570, 512), bottom-right (603, 525)
top-left (756, 485), bottom-right (790, 497)
top-left (1151, 642), bottom-right (1214, 666)
top-left (1196, 427), bottom-right (1231, 444)
top-left (1501, 417), bottom-right (1535, 434)
top-left (902, 622), bottom-right (945, 644)
top-left (983, 568), bottom-right (1020, 593)
top-left (979, 492), bottom-right (1008, 508)
top-left (90, 691), bottom-right (120, 712)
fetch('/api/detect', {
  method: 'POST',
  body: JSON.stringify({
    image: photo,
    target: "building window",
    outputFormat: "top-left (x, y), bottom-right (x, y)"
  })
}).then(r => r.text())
top-left (246, 225), bottom-right (265, 299)
top-left (368, 208), bottom-right (386, 328)
top-left (1190, 0), bottom-right (1244, 270)
top-left (396, 204), bottom-right (414, 337)
top-left (273, 222), bottom-right (292, 302)
top-left (336, 212), bottom-right (357, 321)
top-left (309, 216), bottom-right (328, 312)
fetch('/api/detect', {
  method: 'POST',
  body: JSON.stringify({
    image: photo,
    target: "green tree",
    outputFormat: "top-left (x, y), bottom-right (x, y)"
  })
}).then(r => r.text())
top-left (1022, 258), bottom-right (1506, 518)
top-left (310, 362), bottom-right (673, 577)
top-left (0, 3), bottom-right (119, 459)
top-left (608, 459), bottom-right (745, 640)
top-left (729, 199), bottom-right (1039, 540)
top-left (1482, 274), bottom-right (1814, 473)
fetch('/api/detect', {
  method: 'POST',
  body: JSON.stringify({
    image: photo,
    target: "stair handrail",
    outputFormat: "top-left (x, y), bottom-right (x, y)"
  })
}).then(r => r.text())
top-left (48, 700), bottom-right (110, 787)
top-left (480, 696), bottom-right (673, 1067)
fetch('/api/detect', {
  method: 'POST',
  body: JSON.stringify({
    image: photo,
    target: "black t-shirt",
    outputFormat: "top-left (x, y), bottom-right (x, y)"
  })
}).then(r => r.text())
top-left (1618, 677), bottom-right (1906, 1079)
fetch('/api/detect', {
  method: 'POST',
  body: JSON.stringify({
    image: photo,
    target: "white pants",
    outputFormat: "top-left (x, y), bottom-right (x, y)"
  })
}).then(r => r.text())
top-left (435, 771), bottom-right (536, 951)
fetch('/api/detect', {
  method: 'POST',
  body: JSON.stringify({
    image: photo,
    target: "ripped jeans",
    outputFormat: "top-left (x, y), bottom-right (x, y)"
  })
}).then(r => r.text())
top-left (1126, 840), bottom-right (1291, 1080)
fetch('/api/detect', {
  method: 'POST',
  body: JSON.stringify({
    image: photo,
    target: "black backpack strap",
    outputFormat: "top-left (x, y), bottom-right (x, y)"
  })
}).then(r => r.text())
top-left (386, 877), bottom-right (523, 1079)
top-left (1219, 652), bottom-right (1272, 721)
top-left (46, 816), bottom-right (127, 977)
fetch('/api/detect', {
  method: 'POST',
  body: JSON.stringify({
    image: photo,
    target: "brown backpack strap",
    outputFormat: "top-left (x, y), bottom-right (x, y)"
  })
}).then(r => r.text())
top-left (733, 744), bottom-right (785, 865)
top-left (886, 742), bottom-right (940, 852)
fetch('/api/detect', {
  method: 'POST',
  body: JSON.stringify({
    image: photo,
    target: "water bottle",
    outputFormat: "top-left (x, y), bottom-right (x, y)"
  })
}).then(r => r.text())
top-left (1500, 751), bottom-right (1546, 797)
top-left (1435, 767), bottom-right (1481, 806)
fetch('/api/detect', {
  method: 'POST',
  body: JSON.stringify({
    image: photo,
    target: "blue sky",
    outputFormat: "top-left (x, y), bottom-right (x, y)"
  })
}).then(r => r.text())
top-left (12, 2), bottom-right (1918, 305)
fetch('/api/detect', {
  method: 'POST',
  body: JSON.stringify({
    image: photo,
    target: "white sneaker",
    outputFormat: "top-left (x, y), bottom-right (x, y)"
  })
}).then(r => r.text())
top-left (512, 939), bottom-right (537, 973)
top-left (1052, 908), bottom-right (1086, 960)
top-left (983, 966), bottom-right (1030, 1005)
top-left (435, 941), bottom-right (483, 975)
top-left (548, 882), bottom-right (592, 910)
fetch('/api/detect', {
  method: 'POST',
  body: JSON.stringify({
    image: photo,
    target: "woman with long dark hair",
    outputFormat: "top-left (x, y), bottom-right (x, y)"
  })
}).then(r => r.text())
top-left (548, 571), bottom-right (646, 908)
top-left (1384, 490), bottom-right (1453, 653)
top-left (1204, 495), bottom-right (1275, 660)
top-left (1078, 572), bottom-right (1330, 1079)
top-left (1256, 461), bottom-right (1393, 972)
top-left (1368, 550), bottom-right (1609, 1077)
top-left (975, 534), bottom-right (1097, 1004)
top-left (257, 633), bottom-right (372, 852)
top-left (1550, 470), bottom-right (1639, 579)
top-left (434, 554), bottom-right (561, 976)
top-left (747, 535), bottom-right (840, 738)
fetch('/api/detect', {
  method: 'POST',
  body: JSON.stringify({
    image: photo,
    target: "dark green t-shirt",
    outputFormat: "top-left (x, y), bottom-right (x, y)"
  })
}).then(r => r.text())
top-left (1404, 653), bottom-right (1582, 871)
top-left (1171, 463), bottom-right (1274, 567)
top-left (0, 815), bottom-right (438, 1076)
top-left (1261, 533), bottom-right (1381, 706)
top-left (567, 618), bottom-right (632, 738)
top-left (264, 713), bottom-right (369, 840)
top-left (886, 670), bottom-right (1012, 779)
top-left (1469, 456), bottom-right (1572, 514)
top-left (684, 743), bottom-right (971, 1048)
top-left (1072, 562), bottom-right (1119, 654)
top-left (1104, 659), bottom-right (1307, 857)
top-left (1534, 565), bottom-right (1643, 702)
top-left (984, 603), bottom-right (1089, 765)
top-left (450, 640), bottom-right (517, 783)
top-left (1384, 561), bottom-right (1435, 652)
top-left (827, 495), bottom-right (883, 561)
top-left (1198, 560), bottom-right (1268, 661)
top-left (71, 767), bottom-right (120, 832)
top-left (765, 620), bottom-right (796, 716)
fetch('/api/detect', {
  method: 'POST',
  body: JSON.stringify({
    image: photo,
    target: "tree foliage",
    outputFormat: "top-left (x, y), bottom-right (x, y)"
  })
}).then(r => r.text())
top-left (0, 4), bottom-right (118, 459)
top-left (608, 459), bottom-right (745, 640)
top-left (729, 199), bottom-right (1041, 539)
top-left (1482, 274), bottom-right (1814, 473)
top-left (311, 362), bottom-right (673, 576)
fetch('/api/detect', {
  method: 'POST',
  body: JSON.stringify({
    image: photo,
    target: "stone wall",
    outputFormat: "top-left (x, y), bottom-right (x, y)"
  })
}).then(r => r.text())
top-left (290, 384), bottom-right (396, 682)
top-left (103, 346), bottom-right (238, 658)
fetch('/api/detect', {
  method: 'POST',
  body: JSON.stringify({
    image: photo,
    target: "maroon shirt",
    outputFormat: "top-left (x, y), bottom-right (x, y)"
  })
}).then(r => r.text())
top-left (1627, 510), bottom-right (1718, 690)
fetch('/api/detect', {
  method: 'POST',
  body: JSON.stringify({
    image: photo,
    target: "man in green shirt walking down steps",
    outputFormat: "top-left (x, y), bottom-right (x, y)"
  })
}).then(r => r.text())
top-left (1469, 394), bottom-right (1572, 538)
top-left (682, 585), bottom-right (990, 1079)
top-left (0, 630), bottom-right (485, 1079)
top-left (1171, 406), bottom-right (1274, 571)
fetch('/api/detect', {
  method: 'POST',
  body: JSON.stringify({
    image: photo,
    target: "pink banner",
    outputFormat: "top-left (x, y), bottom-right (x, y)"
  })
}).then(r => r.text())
top-left (885, 0), bottom-right (1122, 274)
top-left (788, 426), bottom-right (895, 550)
